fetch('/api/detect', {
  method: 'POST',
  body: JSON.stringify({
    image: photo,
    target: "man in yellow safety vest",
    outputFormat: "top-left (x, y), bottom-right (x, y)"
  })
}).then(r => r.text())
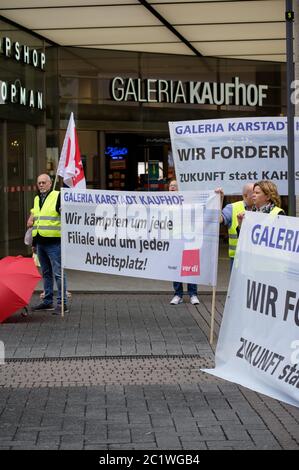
top-left (218, 183), bottom-right (254, 270)
top-left (31, 174), bottom-right (69, 314)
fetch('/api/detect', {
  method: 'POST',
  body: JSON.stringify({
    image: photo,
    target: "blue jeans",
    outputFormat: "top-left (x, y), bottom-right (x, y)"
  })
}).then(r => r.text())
top-left (37, 242), bottom-right (67, 305)
top-left (173, 282), bottom-right (197, 298)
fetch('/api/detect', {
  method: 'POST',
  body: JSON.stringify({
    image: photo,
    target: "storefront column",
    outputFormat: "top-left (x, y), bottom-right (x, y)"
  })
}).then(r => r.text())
top-left (1, 122), bottom-right (9, 256)
top-left (99, 131), bottom-right (106, 189)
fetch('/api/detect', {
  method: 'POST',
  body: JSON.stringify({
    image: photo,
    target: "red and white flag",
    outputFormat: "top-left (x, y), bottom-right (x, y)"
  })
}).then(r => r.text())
top-left (57, 112), bottom-right (86, 189)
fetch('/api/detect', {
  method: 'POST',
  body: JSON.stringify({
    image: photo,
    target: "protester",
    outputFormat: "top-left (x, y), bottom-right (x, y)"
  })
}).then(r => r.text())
top-left (26, 210), bottom-right (72, 302)
top-left (252, 180), bottom-right (284, 214)
top-left (237, 180), bottom-right (284, 228)
top-left (31, 174), bottom-right (69, 314)
top-left (168, 179), bottom-right (200, 305)
top-left (216, 183), bottom-right (254, 270)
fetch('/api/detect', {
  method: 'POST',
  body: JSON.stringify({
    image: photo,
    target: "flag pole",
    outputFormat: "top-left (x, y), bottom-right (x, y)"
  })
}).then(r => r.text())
top-left (61, 195), bottom-right (65, 319)
top-left (54, 112), bottom-right (86, 319)
top-left (209, 286), bottom-right (216, 344)
top-left (53, 168), bottom-right (62, 317)
top-left (53, 173), bottom-right (59, 191)
top-left (209, 191), bottom-right (221, 344)
top-left (61, 266), bottom-right (64, 318)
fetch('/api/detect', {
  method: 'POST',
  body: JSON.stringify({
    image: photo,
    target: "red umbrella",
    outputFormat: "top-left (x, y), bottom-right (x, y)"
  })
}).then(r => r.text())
top-left (0, 256), bottom-right (41, 323)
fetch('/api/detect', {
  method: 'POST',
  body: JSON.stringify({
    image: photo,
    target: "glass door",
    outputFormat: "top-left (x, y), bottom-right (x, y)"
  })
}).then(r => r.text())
top-left (0, 121), bottom-right (38, 257)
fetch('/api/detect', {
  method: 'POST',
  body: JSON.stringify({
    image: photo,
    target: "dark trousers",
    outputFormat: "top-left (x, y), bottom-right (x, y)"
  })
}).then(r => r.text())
top-left (173, 282), bottom-right (197, 298)
top-left (37, 242), bottom-right (67, 305)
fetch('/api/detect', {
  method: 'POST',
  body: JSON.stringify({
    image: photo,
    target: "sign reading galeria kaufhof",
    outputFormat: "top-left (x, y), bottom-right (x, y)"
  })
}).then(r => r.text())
top-left (0, 36), bottom-right (45, 109)
top-left (111, 76), bottom-right (268, 107)
top-left (169, 117), bottom-right (299, 195)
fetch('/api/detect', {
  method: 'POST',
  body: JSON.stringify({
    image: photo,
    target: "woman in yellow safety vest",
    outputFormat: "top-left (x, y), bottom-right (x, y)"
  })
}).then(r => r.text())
top-left (237, 180), bottom-right (285, 230)
top-left (251, 180), bottom-right (285, 215)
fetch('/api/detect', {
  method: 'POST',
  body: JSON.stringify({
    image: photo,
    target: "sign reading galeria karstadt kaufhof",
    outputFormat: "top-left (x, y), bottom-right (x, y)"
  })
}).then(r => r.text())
top-left (61, 189), bottom-right (220, 286)
top-left (204, 212), bottom-right (299, 408)
top-left (169, 117), bottom-right (299, 195)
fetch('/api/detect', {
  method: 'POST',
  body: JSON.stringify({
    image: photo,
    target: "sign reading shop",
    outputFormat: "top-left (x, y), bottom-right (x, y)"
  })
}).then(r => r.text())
top-left (111, 76), bottom-right (268, 107)
top-left (0, 36), bottom-right (45, 109)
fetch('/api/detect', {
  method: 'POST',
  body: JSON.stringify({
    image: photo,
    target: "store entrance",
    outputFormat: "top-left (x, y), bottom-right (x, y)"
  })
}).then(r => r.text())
top-left (0, 121), bottom-right (38, 257)
top-left (105, 133), bottom-right (174, 191)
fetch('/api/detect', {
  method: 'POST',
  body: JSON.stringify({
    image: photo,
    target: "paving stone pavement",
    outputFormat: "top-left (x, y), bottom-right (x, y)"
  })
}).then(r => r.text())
top-left (0, 293), bottom-right (298, 450)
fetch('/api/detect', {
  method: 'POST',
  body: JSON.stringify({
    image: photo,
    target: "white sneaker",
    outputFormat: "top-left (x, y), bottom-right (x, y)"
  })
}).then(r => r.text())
top-left (170, 295), bottom-right (183, 305)
top-left (190, 295), bottom-right (200, 305)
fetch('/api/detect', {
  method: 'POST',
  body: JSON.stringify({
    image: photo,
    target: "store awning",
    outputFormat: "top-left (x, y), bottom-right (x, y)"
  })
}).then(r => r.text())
top-left (0, 0), bottom-right (286, 62)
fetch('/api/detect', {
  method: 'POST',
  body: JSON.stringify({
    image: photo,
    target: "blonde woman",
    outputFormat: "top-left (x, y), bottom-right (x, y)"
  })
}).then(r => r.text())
top-left (237, 180), bottom-right (284, 228)
top-left (252, 180), bottom-right (284, 215)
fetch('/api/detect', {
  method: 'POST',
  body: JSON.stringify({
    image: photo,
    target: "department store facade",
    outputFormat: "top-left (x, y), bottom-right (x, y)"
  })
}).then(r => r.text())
top-left (0, 17), bottom-right (285, 257)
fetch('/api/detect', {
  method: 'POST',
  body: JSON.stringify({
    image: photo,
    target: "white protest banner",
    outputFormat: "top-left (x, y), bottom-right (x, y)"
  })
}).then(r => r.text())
top-left (169, 116), bottom-right (299, 195)
top-left (61, 189), bottom-right (220, 286)
top-left (204, 211), bottom-right (299, 408)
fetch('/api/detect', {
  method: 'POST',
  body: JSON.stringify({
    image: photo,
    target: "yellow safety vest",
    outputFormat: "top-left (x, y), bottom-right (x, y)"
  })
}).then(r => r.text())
top-left (228, 203), bottom-right (283, 258)
top-left (32, 191), bottom-right (61, 238)
top-left (228, 200), bottom-right (245, 258)
top-left (270, 206), bottom-right (284, 215)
